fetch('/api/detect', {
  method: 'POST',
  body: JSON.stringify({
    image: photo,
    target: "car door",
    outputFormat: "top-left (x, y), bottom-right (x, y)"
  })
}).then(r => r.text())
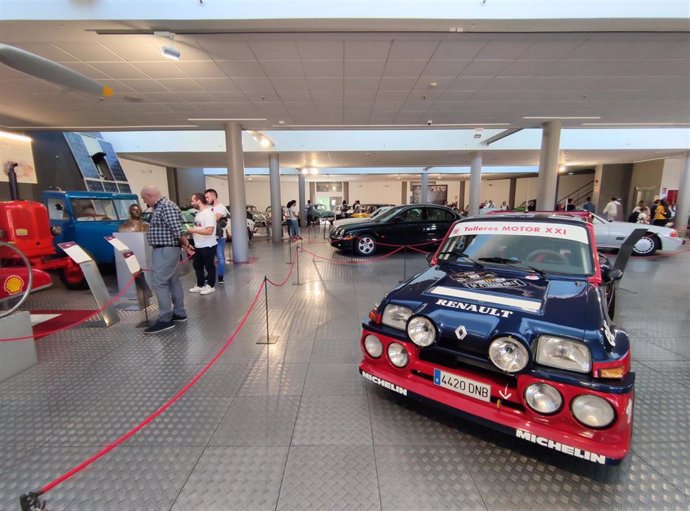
top-left (381, 206), bottom-right (425, 246)
top-left (591, 213), bottom-right (614, 248)
top-left (423, 207), bottom-right (458, 244)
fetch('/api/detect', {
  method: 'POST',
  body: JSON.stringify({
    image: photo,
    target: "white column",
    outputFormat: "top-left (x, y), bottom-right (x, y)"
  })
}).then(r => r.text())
top-left (592, 164), bottom-right (604, 213)
top-left (269, 153), bottom-right (283, 242)
top-left (675, 151), bottom-right (690, 236)
top-left (224, 122), bottom-right (248, 262)
top-left (298, 172), bottom-right (306, 228)
top-left (469, 152), bottom-right (482, 216)
top-left (536, 120), bottom-right (562, 210)
top-left (421, 169), bottom-right (429, 203)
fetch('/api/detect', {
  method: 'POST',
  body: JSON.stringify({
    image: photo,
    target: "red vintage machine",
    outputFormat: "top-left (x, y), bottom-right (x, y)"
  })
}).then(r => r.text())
top-left (0, 163), bottom-right (85, 289)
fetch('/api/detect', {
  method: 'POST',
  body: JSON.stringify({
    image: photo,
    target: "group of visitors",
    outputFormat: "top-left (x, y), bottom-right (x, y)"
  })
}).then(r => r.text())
top-left (139, 185), bottom-right (229, 334)
top-left (601, 196), bottom-right (674, 226)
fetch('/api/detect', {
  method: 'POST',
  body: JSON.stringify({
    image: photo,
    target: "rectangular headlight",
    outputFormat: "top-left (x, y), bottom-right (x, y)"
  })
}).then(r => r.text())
top-left (382, 304), bottom-right (413, 330)
top-left (536, 335), bottom-right (591, 373)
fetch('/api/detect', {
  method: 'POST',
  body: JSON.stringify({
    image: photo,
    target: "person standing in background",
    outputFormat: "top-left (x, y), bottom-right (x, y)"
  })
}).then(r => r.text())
top-left (187, 193), bottom-right (217, 296)
top-left (565, 198), bottom-right (576, 211)
top-left (582, 197), bottom-right (595, 214)
top-left (140, 185), bottom-right (193, 334)
top-left (204, 189), bottom-right (229, 284)
top-left (289, 199), bottom-right (301, 240)
top-left (602, 196), bottom-right (618, 221)
top-left (653, 199), bottom-right (671, 226)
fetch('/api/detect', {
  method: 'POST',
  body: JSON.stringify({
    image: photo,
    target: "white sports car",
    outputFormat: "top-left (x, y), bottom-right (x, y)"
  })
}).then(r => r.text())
top-left (591, 213), bottom-right (684, 256)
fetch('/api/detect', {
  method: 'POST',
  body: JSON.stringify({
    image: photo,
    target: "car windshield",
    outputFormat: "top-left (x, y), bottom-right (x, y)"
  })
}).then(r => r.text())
top-left (372, 205), bottom-right (406, 223)
top-left (370, 206), bottom-right (392, 220)
top-left (437, 220), bottom-right (594, 276)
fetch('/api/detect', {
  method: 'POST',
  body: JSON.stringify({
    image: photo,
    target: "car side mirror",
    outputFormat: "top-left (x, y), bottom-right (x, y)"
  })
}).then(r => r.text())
top-left (603, 268), bottom-right (623, 282)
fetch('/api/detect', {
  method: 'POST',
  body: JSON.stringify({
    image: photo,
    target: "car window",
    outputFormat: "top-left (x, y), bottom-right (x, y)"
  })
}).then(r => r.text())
top-left (71, 199), bottom-right (116, 221)
top-left (47, 198), bottom-right (68, 220)
top-left (426, 208), bottom-right (455, 222)
top-left (114, 199), bottom-right (138, 220)
top-left (397, 207), bottom-right (423, 223)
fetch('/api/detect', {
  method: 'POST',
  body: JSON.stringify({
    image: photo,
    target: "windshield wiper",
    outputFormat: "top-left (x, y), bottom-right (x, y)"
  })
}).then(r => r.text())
top-left (477, 257), bottom-right (546, 277)
top-left (436, 251), bottom-right (483, 268)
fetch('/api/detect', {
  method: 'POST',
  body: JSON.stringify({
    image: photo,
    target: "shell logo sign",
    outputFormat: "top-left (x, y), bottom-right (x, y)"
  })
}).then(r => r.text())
top-left (3, 275), bottom-right (25, 295)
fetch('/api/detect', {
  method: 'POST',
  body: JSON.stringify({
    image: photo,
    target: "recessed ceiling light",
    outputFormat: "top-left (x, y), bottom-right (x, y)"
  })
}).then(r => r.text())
top-left (429, 82), bottom-right (438, 88)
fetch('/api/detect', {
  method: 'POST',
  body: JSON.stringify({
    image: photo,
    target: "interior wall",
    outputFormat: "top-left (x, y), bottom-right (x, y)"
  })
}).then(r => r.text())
top-left (204, 175), bottom-right (299, 210)
top-left (514, 177), bottom-right (539, 207)
top-left (119, 158), bottom-right (169, 200)
top-left (176, 168), bottom-right (206, 208)
top-left (661, 158), bottom-right (684, 197)
top-left (556, 173), bottom-right (595, 206)
top-left (628, 160), bottom-right (663, 212)
top-left (351, 180), bottom-right (403, 204)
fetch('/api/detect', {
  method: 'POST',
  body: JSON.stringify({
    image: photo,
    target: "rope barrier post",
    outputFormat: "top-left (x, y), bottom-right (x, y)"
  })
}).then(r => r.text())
top-left (293, 246), bottom-right (301, 286)
top-left (399, 245), bottom-right (408, 283)
top-left (257, 276), bottom-right (279, 344)
top-left (287, 238), bottom-right (293, 265)
top-left (19, 491), bottom-right (44, 511)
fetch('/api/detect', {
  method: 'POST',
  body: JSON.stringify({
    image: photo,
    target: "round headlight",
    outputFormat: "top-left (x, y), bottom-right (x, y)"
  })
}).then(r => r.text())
top-left (407, 316), bottom-right (436, 347)
top-left (524, 383), bottom-right (563, 414)
top-left (571, 395), bottom-right (615, 428)
top-left (363, 334), bottom-right (383, 358)
top-left (387, 342), bottom-right (409, 368)
top-left (488, 337), bottom-right (529, 373)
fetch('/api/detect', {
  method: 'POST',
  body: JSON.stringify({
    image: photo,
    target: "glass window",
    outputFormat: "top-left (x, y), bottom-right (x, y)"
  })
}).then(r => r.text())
top-left (398, 207), bottom-right (423, 223)
top-left (114, 199), bottom-right (138, 220)
top-left (71, 199), bottom-right (117, 221)
top-left (426, 208), bottom-right (455, 222)
top-left (316, 182), bottom-right (342, 193)
top-left (47, 198), bottom-right (68, 220)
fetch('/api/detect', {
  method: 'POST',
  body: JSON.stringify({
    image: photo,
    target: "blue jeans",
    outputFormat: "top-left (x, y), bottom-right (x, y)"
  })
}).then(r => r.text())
top-left (151, 246), bottom-right (185, 323)
top-left (215, 236), bottom-right (226, 277)
top-left (289, 219), bottom-right (300, 237)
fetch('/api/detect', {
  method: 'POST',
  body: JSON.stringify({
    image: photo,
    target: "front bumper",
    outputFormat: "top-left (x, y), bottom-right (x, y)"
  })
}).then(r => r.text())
top-left (360, 328), bottom-right (634, 465)
top-left (330, 237), bottom-right (354, 251)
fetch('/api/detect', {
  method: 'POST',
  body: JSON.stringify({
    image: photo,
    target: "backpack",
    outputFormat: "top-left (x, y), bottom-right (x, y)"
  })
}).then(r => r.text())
top-left (215, 215), bottom-right (228, 238)
top-left (663, 207), bottom-right (672, 219)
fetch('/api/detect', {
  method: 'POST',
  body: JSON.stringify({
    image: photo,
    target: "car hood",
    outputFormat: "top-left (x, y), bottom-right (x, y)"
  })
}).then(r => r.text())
top-left (387, 265), bottom-right (595, 356)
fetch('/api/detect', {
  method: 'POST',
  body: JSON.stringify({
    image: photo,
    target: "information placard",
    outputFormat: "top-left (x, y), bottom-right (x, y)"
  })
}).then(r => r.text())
top-left (57, 242), bottom-right (93, 264)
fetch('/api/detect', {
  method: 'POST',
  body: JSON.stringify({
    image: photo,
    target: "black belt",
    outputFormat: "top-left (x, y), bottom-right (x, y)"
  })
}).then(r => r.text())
top-left (152, 244), bottom-right (178, 248)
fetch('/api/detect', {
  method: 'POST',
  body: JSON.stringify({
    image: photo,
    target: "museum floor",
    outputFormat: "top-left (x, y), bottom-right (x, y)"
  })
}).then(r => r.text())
top-left (1, 227), bottom-right (689, 510)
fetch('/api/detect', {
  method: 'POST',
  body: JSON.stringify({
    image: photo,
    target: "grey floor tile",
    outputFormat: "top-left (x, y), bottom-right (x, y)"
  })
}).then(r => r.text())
top-left (302, 362), bottom-right (366, 396)
top-left (210, 396), bottom-right (301, 446)
top-left (277, 445), bottom-right (379, 511)
top-left (237, 362), bottom-right (309, 396)
top-left (172, 446), bottom-right (289, 511)
top-left (292, 395), bottom-right (372, 446)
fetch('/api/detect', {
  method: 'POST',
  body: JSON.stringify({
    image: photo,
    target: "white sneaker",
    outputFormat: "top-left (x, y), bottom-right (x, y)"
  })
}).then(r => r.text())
top-left (200, 284), bottom-right (216, 295)
top-left (189, 285), bottom-right (204, 293)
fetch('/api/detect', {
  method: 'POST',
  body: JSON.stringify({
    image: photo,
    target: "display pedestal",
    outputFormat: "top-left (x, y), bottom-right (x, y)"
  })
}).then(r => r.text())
top-left (114, 232), bottom-right (153, 311)
top-left (0, 312), bottom-right (37, 383)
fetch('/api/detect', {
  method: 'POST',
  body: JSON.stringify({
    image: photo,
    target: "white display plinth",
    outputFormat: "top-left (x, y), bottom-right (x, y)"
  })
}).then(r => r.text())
top-left (0, 311), bottom-right (37, 383)
top-left (113, 232), bottom-right (153, 310)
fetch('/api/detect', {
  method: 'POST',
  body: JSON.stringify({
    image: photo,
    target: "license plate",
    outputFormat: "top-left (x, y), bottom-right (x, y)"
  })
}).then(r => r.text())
top-left (433, 368), bottom-right (491, 402)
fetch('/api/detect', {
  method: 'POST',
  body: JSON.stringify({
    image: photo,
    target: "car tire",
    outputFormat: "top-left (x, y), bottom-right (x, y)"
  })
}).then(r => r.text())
top-left (632, 234), bottom-right (659, 256)
top-left (354, 235), bottom-right (376, 256)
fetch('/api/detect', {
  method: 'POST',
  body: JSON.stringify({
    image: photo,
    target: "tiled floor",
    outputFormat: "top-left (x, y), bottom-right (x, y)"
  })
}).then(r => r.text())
top-left (1, 227), bottom-right (689, 510)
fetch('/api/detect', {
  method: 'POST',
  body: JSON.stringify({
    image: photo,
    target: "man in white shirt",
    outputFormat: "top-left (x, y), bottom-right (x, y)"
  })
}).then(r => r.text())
top-left (187, 193), bottom-right (217, 295)
top-left (602, 196), bottom-right (619, 221)
top-left (205, 189), bottom-right (229, 284)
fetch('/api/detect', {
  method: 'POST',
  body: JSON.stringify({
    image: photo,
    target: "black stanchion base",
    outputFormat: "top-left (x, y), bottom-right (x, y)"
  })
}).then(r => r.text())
top-left (256, 334), bottom-right (280, 345)
top-left (19, 492), bottom-right (45, 511)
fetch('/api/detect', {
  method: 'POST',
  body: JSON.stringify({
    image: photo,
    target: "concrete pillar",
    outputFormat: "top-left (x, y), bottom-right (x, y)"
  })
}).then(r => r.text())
top-left (536, 120), bottom-right (562, 210)
top-left (224, 122), bottom-right (248, 262)
top-left (421, 170), bottom-right (429, 203)
top-left (298, 172), bottom-right (306, 228)
top-left (269, 153), bottom-right (282, 242)
top-left (469, 152), bottom-right (482, 216)
top-left (459, 180), bottom-right (466, 209)
top-left (508, 177), bottom-right (517, 210)
top-left (675, 151), bottom-right (690, 236)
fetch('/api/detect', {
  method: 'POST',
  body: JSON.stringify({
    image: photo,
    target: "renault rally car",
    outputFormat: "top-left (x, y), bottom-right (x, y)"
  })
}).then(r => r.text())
top-left (360, 213), bottom-right (634, 464)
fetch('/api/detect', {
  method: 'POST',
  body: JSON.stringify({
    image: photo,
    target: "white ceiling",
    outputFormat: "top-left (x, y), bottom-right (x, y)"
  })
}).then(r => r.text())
top-left (0, 20), bottom-right (688, 169)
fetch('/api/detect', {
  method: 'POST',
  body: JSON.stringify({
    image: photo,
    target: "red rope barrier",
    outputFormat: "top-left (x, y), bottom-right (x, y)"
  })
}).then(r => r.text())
top-left (300, 246), bottom-right (404, 264)
top-left (266, 247), bottom-right (297, 287)
top-left (0, 275), bottom-right (137, 343)
top-left (37, 279), bottom-right (266, 497)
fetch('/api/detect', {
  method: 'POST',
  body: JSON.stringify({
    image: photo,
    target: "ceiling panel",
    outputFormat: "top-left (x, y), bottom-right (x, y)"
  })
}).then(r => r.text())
top-left (212, 91), bottom-right (249, 101)
top-left (195, 78), bottom-right (239, 92)
top-left (344, 77), bottom-right (380, 90)
top-left (307, 77), bottom-right (343, 90)
top-left (261, 60), bottom-right (305, 78)
top-left (433, 40), bottom-right (488, 60)
top-left (53, 42), bottom-right (123, 62)
top-left (157, 79), bottom-right (203, 92)
top-left (93, 62), bottom-right (150, 79)
top-left (271, 77), bottom-right (309, 91)
top-left (389, 40), bottom-right (439, 60)
top-left (344, 60), bottom-right (386, 77)
top-left (232, 77), bottom-right (274, 91)
top-left (296, 40), bottom-right (343, 60)
top-left (379, 76), bottom-right (418, 90)
top-left (175, 61), bottom-right (227, 79)
top-left (216, 60), bottom-right (265, 78)
top-left (344, 40), bottom-right (391, 60)
top-left (195, 37), bottom-right (254, 59)
top-left (518, 40), bottom-right (581, 59)
top-left (475, 40), bottom-right (533, 59)
top-left (14, 42), bottom-right (79, 62)
top-left (63, 62), bottom-right (111, 80)
top-left (302, 60), bottom-right (343, 77)
top-left (421, 60), bottom-right (470, 77)
top-left (249, 40), bottom-right (301, 60)
top-left (100, 39), bottom-right (166, 62)
top-left (382, 60), bottom-right (428, 77)
top-left (459, 60), bottom-right (511, 77)
top-left (132, 62), bottom-right (187, 79)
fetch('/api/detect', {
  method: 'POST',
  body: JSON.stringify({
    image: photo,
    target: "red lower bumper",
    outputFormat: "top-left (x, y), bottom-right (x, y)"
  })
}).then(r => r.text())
top-left (360, 329), bottom-right (633, 464)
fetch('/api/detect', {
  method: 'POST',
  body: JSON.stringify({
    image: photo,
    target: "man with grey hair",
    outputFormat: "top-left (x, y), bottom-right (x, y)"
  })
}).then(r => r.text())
top-left (140, 185), bottom-right (194, 334)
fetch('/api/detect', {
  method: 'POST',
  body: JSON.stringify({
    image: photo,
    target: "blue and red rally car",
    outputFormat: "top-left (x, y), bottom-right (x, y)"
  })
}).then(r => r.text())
top-left (360, 213), bottom-right (634, 464)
